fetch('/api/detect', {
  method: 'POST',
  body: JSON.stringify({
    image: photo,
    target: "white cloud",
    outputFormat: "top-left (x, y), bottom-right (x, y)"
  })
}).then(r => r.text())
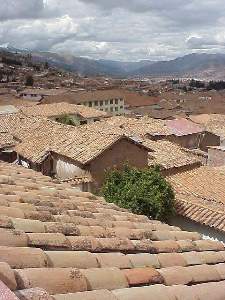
top-left (1, 0), bottom-right (225, 60)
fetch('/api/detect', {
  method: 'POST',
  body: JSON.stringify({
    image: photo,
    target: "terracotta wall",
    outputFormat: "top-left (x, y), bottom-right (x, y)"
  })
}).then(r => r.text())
top-left (208, 148), bottom-right (225, 167)
top-left (165, 132), bottom-right (220, 151)
top-left (87, 139), bottom-right (148, 189)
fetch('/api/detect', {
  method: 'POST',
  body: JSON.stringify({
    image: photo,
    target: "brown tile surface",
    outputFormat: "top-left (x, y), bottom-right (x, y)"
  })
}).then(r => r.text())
top-left (0, 162), bottom-right (224, 299)
top-left (169, 166), bottom-right (225, 233)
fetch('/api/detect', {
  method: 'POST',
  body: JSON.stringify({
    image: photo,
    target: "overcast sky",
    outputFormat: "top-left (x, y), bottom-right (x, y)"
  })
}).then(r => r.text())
top-left (0, 0), bottom-right (225, 61)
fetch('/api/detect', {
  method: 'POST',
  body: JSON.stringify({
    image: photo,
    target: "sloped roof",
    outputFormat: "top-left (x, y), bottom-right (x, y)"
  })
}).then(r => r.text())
top-left (189, 114), bottom-right (225, 139)
top-left (168, 166), bottom-right (225, 232)
top-left (20, 102), bottom-right (108, 119)
top-left (143, 140), bottom-right (202, 170)
top-left (0, 162), bottom-right (225, 299)
top-left (15, 130), bottom-right (149, 165)
top-left (20, 88), bottom-right (67, 96)
top-left (0, 132), bottom-right (17, 149)
top-left (44, 89), bottom-right (124, 104)
top-left (165, 118), bottom-right (204, 136)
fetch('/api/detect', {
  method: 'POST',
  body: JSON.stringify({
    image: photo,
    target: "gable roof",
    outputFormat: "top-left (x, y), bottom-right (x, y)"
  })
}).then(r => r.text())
top-left (44, 89), bottom-right (124, 104)
top-left (168, 166), bottom-right (225, 232)
top-left (15, 132), bottom-right (150, 165)
top-left (0, 162), bottom-right (225, 299)
top-left (143, 140), bottom-right (202, 170)
top-left (19, 102), bottom-right (108, 119)
top-left (165, 118), bottom-right (204, 136)
top-left (0, 132), bottom-right (17, 149)
top-left (189, 114), bottom-right (225, 139)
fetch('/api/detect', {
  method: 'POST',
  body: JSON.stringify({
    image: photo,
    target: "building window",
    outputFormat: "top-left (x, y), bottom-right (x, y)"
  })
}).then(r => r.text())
top-left (89, 102), bottom-right (92, 107)
top-left (94, 101), bottom-right (98, 106)
top-left (115, 107), bottom-right (118, 111)
top-left (115, 99), bottom-right (118, 104)
top-left (119, 98), bottom-right (123, 101)
top-left (105, 100), bottom-right (109, 105)
top-left (110, 99), bottom-right (113, 104)
top-left (110, 107), bottom-right (114, 112)
top-left (100, 100), bottom-right (103, 106)
top-left (120, 106), bottom-right (123, 109)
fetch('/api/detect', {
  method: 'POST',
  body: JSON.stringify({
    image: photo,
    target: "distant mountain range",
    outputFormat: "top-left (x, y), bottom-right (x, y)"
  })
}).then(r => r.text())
top-left (1, 45), bottom-right (225, 79)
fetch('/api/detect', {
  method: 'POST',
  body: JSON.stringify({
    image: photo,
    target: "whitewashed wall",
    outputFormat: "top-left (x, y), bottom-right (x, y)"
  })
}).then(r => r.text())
top-left (53, 156), bottom-right (86, 180)
top-left (171, 215), bottom-right (225, 244)
top-left (22, 94), bottom-right (42, 101)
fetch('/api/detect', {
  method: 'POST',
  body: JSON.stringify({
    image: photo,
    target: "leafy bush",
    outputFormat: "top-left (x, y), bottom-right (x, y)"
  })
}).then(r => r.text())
top-left (25, 74), bottom-right (34, 86)
top-left (55, 115), bottom-right (77, 126)
top-left (101, 165), bottom-right (175, 221)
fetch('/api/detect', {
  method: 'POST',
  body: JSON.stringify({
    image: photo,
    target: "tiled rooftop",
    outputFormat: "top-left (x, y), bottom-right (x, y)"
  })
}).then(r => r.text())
top-left (0, 132), bottom-right (17, 149)
top-left (143, 140), bottom-right (201, 170)
top-left (0, 162), bottom-right (225, 299)
top-left (168, 166), bottom-right (225, 232)
top-left (44, 89), bottom-right (124, 104)
top-left (20, 102), bottom-right (108, 119)
top-left (189, 114), bottom-right (225, 139)
top-left (165, 118), bottom-right (204, 137)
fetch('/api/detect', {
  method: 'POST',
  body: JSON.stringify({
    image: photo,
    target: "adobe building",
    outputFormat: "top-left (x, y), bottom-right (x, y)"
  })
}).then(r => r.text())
top-left (15, 134), bottom-right (150, 192)
top-left (208, 146), bottom-right (225, 167)
top-left (164, 118), bottom-right (220, 151)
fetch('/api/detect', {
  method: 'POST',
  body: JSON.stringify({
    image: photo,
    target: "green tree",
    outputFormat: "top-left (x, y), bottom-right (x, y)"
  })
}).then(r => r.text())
top-left (55, 114), bottom-right (76, 126)
top-left (25, 74), bottom-right (34, 86)
top-left (101, 165), bottom-right (175, 221)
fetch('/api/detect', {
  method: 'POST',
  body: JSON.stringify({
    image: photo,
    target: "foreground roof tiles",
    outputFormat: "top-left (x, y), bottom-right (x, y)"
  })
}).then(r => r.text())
top-left (0, 162), bottom-right (225, 299)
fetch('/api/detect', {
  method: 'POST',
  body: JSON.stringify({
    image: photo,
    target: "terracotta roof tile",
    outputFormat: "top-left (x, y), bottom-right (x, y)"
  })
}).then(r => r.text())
top-left (0, 281), bottom-right (19, 300)
top-left (0, 162), bottom-right (225, 298)
top-left (122, 267), bottom-right (163, 286)
top-left (14, 268), bottom-right (87, 295)
top-left (0, 262), bottom-right (17, 290)
top-left (158, 253), bottom-right (187, 268)
top-left (188, 264), bottom-right (221, 283)
top-left (167, 285), bottom-right (198, 300)
top-left (0, 247), bottom-right (48, 269)
top-left (95, 253), bottom-right (132, 269)
top-left (27, 233), bottom-right (71, 250)
top-left (15, 288), bottom-right (53, 300)
top-left (20, 102), bottom-right (108, 119)
top-left (168, 166), bottom-right (225, 232)
top-left (45, 251), bottom-right (98, 269)
top-left (53, 289), bottom-right (117, 300)
top-left (0, 229), bottom-right (28, 247)
top-left (112, 285), bottom-right (175, 300)
top-left (192, 281), bottom-right (225, 300)
top-left (127, 254), bottom-right (160, 269)
top-left (80, 268), bottom-right (128, 291)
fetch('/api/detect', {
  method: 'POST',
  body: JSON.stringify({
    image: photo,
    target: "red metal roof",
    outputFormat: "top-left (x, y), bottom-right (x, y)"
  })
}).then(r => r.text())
top-left (166, 118), bottom-right (203, 136)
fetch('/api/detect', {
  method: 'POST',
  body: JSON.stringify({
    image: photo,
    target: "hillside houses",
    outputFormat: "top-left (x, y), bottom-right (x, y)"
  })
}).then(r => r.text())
top-left (20, 102), bottom-right (108, 125)
top-left (44, 89), bottom-right (125, 116)
top-left (0, 105), bottom-right (224, 193)
top-left (189, 114), bottom-right (225, 146)
top-left (164, 118), bottom-right (220, 151)
top-left (19, 88), bottom-right (67, 102)
top-left (15, 131), bottom-right (150, 191)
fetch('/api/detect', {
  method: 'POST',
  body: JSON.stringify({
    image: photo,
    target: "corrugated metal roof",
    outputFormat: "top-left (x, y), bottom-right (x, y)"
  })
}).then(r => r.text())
top-left (165, 118), bottom-right (203, 136)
